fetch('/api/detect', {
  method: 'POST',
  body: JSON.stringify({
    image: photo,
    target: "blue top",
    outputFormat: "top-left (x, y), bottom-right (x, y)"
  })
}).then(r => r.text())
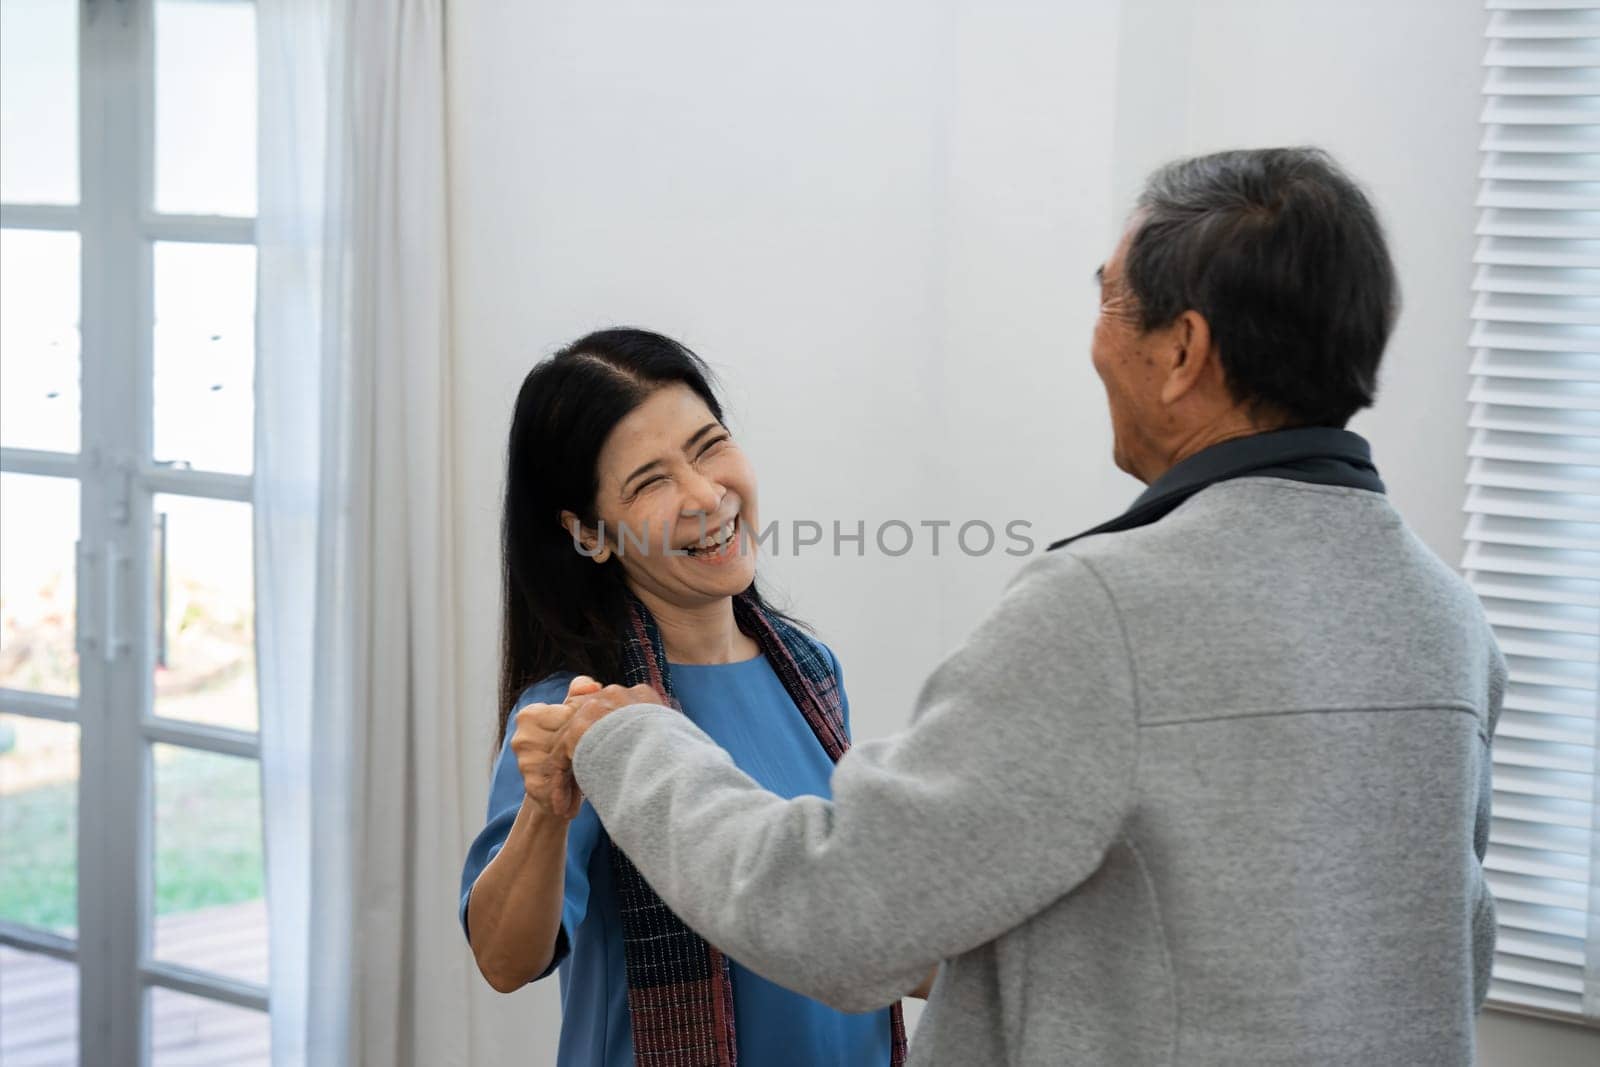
top-left (459, 646), bottom-right (895, 1067)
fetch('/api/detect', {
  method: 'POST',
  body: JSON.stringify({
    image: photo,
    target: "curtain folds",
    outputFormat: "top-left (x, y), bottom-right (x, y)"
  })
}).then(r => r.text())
top-left (256, 2), bottom-right (469, 1062)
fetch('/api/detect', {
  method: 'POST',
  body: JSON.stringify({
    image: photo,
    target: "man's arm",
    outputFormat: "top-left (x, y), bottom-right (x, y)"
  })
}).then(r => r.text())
top-left (1471, 640), bottom-right (1506, 1012)
top-left (571, 552), bottom-right (1140, 1012)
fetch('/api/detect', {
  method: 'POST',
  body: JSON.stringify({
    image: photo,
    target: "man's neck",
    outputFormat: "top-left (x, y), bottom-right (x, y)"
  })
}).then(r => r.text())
top-left (1141, 413), bottom-right (1285, 485)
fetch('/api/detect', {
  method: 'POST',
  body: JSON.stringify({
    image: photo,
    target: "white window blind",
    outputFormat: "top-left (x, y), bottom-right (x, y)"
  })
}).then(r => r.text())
top-left (1469, 0), bottom-right (1600, 1024)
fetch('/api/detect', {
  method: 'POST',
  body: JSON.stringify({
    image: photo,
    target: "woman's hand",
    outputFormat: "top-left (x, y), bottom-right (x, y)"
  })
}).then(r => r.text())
top-left (512, 676), bottom-right (603, 820)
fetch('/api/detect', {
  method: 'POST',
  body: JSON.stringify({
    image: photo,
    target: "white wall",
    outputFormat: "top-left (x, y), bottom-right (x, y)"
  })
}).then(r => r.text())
top-left (446, 1), bottom-right (1600, 1063)
top-left (447, 2), bottom-right (1125, 1057)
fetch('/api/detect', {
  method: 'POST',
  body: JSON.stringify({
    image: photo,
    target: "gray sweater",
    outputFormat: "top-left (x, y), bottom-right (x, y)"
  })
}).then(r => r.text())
top-left (573, 477), bottom-right (1503, 1065)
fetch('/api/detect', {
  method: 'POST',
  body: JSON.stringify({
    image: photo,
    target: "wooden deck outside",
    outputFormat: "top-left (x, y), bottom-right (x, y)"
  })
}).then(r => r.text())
top-left (0, 899), bottom-right (270, 1066)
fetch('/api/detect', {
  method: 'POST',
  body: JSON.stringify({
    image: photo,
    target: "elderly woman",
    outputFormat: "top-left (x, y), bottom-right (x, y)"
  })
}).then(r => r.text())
top-left (459, 328), bottom-right (918, 1066)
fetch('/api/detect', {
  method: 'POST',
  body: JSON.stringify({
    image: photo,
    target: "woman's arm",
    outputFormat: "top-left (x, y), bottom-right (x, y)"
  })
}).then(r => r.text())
top-left (466, 676), bottom-right (600, 992)
top-left (467, 798), bottom-right (570, 992)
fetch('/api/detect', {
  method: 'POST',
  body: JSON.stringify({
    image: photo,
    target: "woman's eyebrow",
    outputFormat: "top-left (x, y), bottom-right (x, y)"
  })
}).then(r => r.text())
top-left (683, 422), bottom-right (721, 451)
top-left (621, 458), bottom-right (662, 492)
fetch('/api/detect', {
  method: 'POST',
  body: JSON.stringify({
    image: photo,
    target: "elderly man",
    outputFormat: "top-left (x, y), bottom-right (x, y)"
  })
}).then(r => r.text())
top-left (538, 147), bottom-right (1503, 1065)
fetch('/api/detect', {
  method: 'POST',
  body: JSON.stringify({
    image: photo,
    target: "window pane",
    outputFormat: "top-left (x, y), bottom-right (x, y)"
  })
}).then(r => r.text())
top-left (151, 496), bottom-right (257, 731)
top-left (154, 0), bottom-right (257, 216)
top-left (149, 987), bottom-right (268, 1066)
top-left (151, 745), bottom-right (266, 987)
top-left (0, 946), bottom-right (79, 1065)
top-left (153, 243), bottom-right (256, 475)
top-left (0, 474), bottom-right (80, 697)
top-left (0, 0), bottom-right (78, 205)
top-left (0, 715), bottom-right (78, 937)
top-left (0, 230), bottom-right (81, 454)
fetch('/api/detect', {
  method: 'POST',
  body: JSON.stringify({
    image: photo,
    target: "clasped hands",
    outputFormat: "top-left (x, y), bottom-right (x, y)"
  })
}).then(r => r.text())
top-left (511, 676), bottom-right (665, 820)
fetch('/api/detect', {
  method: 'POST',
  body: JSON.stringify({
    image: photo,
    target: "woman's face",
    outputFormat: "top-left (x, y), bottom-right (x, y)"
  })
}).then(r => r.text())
top-left (574, 383), bottom-right (760, 610)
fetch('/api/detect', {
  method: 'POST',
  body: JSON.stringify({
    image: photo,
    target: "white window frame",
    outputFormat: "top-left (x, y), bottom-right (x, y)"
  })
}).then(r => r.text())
top-left (1467, 0), bottom-right (1600, 1028)
top-left (0, 1), bottom-right (264, 1063)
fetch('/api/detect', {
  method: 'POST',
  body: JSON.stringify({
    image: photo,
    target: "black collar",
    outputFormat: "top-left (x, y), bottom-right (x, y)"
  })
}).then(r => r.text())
top-left (1048, 427), bottom-right (1385, 552)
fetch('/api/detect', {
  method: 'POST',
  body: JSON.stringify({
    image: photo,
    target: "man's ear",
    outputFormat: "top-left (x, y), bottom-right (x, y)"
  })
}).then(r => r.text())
top-left (559, 509), bottom-right (611, 564)
top-left (1160, 309), bottom-right (1217, 406)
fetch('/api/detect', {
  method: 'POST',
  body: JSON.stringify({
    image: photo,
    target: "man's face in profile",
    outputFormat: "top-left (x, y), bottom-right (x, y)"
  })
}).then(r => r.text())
top-left (1090, 223), bottom-right (1163, 483)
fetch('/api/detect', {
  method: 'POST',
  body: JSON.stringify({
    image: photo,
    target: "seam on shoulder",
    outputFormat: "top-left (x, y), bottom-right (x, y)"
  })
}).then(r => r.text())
top-left (1141, 699), bottom-right (1481, 727)
top-left (1060, 551), bottom-right (1143, 723)
top-left (1143, 702), bottom-right (1487, 744)
top-left (1058, 550), bottom-right (1143, 841)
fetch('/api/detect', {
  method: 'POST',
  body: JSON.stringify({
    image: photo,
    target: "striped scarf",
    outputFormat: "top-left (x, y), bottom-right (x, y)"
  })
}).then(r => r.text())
top-left (611, 591), bottom-right (909, 1066)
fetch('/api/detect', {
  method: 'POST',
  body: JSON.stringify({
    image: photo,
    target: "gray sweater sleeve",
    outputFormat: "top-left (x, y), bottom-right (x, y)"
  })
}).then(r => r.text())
top-left (572, 552), bottom-right (1139, 1012)
top-left (1471, 641), bottom-right (1506, 1012)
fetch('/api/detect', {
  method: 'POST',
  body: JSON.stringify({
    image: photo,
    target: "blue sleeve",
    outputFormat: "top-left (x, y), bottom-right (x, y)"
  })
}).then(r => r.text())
top-left (459, 672), bottom-right (600, 980)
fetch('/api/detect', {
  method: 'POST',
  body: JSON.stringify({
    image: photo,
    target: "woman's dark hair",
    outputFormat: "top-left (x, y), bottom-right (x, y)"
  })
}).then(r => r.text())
top-left (1123, 146), bottom-right (1400, 428)
top-left (496, 327), bottom-right (796, 751)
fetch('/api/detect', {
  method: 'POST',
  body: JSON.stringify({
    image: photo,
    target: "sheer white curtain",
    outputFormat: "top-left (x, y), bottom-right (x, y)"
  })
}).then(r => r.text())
top-left (256, 2), bottom-right (471, 1063)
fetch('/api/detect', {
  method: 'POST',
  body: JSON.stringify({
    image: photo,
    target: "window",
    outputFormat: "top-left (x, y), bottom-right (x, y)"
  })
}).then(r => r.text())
top-left (1467, 0), bottom-right (1600, 1025)
top-left (0, 1), bottom-right (268, 1063)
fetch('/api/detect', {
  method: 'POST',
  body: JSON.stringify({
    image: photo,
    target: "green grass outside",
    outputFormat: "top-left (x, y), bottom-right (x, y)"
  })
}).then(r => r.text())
top-left (0, 748), bottom-right (264, 933)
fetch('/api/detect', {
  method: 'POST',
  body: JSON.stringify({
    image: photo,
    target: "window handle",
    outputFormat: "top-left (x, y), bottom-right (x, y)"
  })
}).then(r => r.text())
top-left (154, 512), bottom-right (169, 669)
top-left (104, 540), bottom-right (129, 662)
top-left (75, 540), bottom-right (97, 656)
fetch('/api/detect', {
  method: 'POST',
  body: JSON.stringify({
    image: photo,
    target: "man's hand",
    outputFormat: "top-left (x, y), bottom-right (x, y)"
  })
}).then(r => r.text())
top-left (553, 682), bottom-right (667, 766)
top-left (511, 675), bottom-right (603, 820)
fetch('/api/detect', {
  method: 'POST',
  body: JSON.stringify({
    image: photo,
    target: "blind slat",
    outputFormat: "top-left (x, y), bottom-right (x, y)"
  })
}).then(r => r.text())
top-left (1486, 40), bottom-right (1600, 69)
top-left (1487, 870), bottom-right (1589, 911)
top-left (1481, 594), bottom-right (1600, 632)
top-left (1486, 67), bottom-right (1600, 96)
top-left (1492, 736), bottom-right (1597, 774)
top-left (1481, 154), bottom-right (1600, 182)
top-left (1490, 793), bottom-right (1594, 832)
top-left (1497, 928), bottom-right (1588, 968)
top-left (1471, 424), bottom-right (1600, 459)
top-left (1494, 899), bottom-right (1589, 942)
top-left (1483, 127), bottom-right (1600, 155)
top-left (1462, 540), bottom-right (1600, 579)
top-left (1465, 515), bottom-right (1600, 556)
top-left (1465, 484), bottom-right (1600, 525)
top-left (1474, 262), bottom-right (1600, 295)
top-left (1476, 235), bottom-right (1600, 267)
top-left (1478, 206), bottom-right (1600, 238)
top-left (1466, 456), bottom-right (1600, 497)
top-left (1490, 765), bottom-right (1594, 803)
top-left (1488, 977), bottom-right (1584, 1015)
top-left (1478, 179), bottom-right (1600, 210)
top-left (1489, 1), bottom-right (1600, 12)
top-left (1491, 956), bottom-right (1587, 995)
top-left (1470, 396), bottom-right (1600, 426)
top-left (1502, 652), bottom-right (1599, 690)
top-left (1504, 682), bottom-right (1600, 718)
top-left (1469, 324), bottom-right (1600, 357)
top-left (1471, 355), bottom-right (1600, 385)
top-left (1474, 292), bottom-right (1600, 323)
top-left (1489, 10), bottom-right (1600, 41)
top-left (1490, 815), bottom-right (1594, 854)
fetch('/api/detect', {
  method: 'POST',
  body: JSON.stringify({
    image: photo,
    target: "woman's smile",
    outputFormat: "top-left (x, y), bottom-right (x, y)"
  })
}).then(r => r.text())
top-left (681, 514), bottom-right (744, 564)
